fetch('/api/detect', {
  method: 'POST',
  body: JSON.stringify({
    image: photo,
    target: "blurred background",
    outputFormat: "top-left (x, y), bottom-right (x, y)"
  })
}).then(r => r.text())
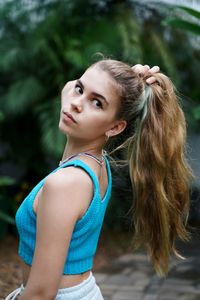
top-left (0, 0), bottom-right (200, 299)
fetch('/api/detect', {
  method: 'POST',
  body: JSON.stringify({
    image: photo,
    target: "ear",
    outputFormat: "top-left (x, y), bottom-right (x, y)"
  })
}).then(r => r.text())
top-left (105, 119), bottom-right (127, 138)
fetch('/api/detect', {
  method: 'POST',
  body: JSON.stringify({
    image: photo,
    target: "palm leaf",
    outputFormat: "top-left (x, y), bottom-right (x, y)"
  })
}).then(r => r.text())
top-left (37, 39), bottom-right (64, 71)
top-left (177, 6), bottom-right (200, 20)
top-left (162, 18), bottom-right (200, 35)
top-left (0, 48), bottom-right (21, 71)
top-left (35, 98), bottom-right (66, 157)
top-left (2, 77), bottom-right (45, 114)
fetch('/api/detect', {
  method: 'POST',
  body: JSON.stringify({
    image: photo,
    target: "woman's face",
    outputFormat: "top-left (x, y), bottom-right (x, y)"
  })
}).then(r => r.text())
top-left (59, 66), bottom-right (122, 143)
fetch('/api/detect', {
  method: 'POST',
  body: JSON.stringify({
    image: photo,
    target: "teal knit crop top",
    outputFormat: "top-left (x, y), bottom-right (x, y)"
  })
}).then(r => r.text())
top-left (15, 157), bottom-right (112, 274)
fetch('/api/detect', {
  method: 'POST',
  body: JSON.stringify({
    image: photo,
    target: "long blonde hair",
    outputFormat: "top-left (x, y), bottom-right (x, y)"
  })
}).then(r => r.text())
top-left (92, 59), bottom-right (195, 276)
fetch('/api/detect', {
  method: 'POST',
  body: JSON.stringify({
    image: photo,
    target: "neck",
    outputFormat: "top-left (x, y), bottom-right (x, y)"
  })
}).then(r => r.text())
top-left (61, 140), bottom-right (104, 162)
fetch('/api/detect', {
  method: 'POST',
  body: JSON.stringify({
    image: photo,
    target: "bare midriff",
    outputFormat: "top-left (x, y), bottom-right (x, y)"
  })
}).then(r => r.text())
top-left (21, 260), bottom-right (91, 288)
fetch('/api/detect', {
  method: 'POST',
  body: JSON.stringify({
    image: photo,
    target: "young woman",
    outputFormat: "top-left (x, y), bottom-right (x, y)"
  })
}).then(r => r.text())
top-left (6, 59), bottom-right (194, 300)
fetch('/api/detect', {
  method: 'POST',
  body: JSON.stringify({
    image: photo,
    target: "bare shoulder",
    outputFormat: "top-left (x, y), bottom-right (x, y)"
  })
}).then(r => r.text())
top-left (45, 166), bottom-right (93, 191)
top-left (40, 166), bottom-right (94, 219)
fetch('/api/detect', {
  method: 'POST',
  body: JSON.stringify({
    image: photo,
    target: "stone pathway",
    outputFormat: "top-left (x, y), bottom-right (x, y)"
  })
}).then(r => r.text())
top-left (95, 231), bottom-right (200, 300)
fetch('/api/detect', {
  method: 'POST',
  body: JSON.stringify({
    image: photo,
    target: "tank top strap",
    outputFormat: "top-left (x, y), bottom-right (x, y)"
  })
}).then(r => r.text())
top-left (57, 157), bottom-right (112, 202)
top-left (58, 159), bottom-right (100, 194)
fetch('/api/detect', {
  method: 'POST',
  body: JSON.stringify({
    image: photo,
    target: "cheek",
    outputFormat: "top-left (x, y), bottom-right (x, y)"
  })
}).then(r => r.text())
top-left (61, 89), bottom-right (73, 105)
top-left (86, 114), bottom-right (113, 133)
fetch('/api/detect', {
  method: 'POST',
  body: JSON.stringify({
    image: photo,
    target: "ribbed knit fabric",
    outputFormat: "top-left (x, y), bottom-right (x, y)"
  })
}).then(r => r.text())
top-left (15, 157), bottom-right (112, 274)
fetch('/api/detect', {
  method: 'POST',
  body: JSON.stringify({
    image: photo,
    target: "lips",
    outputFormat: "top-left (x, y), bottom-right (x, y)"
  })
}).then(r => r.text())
top-left (63, 112), bottom-right (77, 123)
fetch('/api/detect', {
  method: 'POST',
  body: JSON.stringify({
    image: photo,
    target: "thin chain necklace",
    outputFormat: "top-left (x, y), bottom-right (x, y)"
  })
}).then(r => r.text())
top-left (59, 149), bottom-right (107, 167)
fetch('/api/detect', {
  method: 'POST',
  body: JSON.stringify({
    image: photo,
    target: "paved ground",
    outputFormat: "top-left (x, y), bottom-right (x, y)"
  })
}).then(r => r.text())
top-left (95, 229), bottom-right (200, 300)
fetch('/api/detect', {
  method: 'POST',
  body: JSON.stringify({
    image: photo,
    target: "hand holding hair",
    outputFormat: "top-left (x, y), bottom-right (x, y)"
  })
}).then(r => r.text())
top-left (131, 64), bottom-right (160, 84)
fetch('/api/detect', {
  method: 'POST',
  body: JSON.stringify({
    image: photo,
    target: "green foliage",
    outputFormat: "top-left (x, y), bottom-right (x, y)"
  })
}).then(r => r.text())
top-left (140, 25), bottom-right (179, 85)
top-left (160, 4), bottom-right (200, 131)
top-left (192, 105), bottom-right (200, 121)
top-left (35, 98), bottom-right (66, 155)
top-left (162, 18), bottom-right (200, 35)
top-left (2, 77), bottom-right (45, 114)
top-left (176, 5), bottom-right (200, 19)
top-left (162, 4), bottom-right (200, 34)
top-left (0, 176), bottom-right (15, 187)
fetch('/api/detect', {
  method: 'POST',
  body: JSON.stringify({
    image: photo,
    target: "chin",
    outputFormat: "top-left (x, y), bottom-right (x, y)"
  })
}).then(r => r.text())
top-left (58, 122), bottom-right (68, 134)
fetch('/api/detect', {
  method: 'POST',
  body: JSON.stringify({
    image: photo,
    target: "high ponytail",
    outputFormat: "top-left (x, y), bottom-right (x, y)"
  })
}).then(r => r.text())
top-left (93, 59), bottom-right (195, 276)
top-left (128, 73), bottom-right (194, 276)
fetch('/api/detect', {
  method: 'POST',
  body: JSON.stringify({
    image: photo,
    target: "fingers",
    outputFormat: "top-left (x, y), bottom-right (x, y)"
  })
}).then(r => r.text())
top-left (149, 66), bottom-right (160, 74)
top-left (146, 77), bottom-right (157, 85)
top-left (132, 64), bottom-right (160, 85)
top-left (132, 64), bottom-right (150, 76)
top-left (145, 66), bottom-right (160, 85)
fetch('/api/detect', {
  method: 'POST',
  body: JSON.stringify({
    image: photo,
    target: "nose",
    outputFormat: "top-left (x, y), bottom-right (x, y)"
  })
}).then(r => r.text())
top-left (70, 95), bottom-right (84, 113)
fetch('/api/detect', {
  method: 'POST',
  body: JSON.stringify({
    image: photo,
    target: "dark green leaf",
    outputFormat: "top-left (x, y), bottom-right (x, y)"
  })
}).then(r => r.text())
top-left (36, 98), bottom-right (66, 157)
top-left (0, 176), bottom-right (15, 187)
top-left (162, 18), bottom-right (200, 35)
top-left (192, 106), bottom-right (200, 120)
top-left (177, 6), bottom-right (200, 20)
top-left (3, 77), bottom-right (45, 114)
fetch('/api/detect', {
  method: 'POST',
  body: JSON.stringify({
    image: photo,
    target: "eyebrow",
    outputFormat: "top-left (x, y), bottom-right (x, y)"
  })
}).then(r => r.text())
top-left (77, 79), bottom-right (109, 105)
